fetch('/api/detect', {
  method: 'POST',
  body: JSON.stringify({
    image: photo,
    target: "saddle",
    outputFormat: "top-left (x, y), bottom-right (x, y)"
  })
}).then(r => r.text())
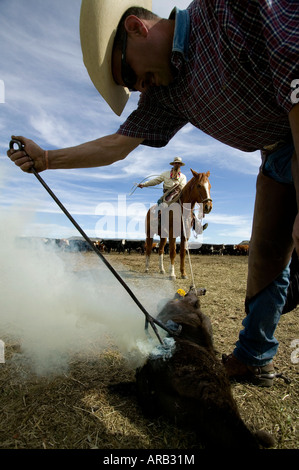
top-left (157, 185), bottom-right (182, 206)
top-left (163, 185), bottom-right (182, 204)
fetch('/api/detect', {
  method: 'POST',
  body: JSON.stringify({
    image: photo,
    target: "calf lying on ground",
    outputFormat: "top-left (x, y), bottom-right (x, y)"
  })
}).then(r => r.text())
top-left (135, 290), bottom-right (274, 449)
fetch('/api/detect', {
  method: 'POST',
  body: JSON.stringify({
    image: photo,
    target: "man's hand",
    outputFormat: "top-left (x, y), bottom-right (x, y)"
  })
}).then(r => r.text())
top-left (7, 135), bottom-right (46, 172)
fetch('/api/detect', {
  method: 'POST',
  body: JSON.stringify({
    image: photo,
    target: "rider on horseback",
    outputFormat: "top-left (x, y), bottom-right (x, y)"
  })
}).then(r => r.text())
top-left (138, 156), bottom-right (187, 204)
top-left (139, 158), bottom-right (208, 235)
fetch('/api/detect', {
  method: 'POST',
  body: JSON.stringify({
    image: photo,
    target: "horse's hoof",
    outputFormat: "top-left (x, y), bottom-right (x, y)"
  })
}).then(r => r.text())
top-left (169, 275), bottom-right (176, 280)
top-left (160, 270), bottom-right (165, 275)
top-left (181, 274), bottom-right (188, 279)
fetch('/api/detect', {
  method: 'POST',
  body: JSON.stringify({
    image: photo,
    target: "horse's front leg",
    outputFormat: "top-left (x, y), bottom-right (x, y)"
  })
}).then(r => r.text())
top-left (145, 237), bottom-right (153, 273)
top-left (158, 238), bottom-right (167, 274)
top-left (180, 237), bottom-right (187, 279)
top-left (169, 238), bottom-right (177, 280)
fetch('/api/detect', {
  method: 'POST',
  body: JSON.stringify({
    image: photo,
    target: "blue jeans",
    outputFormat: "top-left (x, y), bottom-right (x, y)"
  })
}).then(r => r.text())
top-left (234, 140), bottom-right (295, 367)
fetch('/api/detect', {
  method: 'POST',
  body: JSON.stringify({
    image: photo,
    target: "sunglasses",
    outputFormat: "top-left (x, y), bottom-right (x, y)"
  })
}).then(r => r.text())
top-left (121, 32), bottom-right (137, 92)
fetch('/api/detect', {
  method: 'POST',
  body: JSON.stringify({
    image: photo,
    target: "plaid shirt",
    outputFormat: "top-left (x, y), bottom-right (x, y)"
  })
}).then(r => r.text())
top-left (117, 0), bottom-right (299, 152)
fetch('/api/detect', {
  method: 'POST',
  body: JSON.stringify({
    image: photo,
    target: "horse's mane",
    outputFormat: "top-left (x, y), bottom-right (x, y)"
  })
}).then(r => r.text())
top-left (180, 171), bottom-right (204, 202)
top-left (182, 173), bottom-right (197, 193)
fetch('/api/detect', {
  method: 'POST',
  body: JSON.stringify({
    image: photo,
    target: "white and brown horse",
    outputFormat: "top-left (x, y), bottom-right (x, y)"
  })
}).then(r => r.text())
top-left (145, 170), bottom-right (212, 279)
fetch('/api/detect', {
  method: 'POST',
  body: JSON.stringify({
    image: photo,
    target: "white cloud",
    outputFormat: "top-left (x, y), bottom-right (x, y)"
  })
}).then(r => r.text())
top-left (153, 0), bottom-right (190, 17)
top-left (207, 213), bottom-right (252, 227)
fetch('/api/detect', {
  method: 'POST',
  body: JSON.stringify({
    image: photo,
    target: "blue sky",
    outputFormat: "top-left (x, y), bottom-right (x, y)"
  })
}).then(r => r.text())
top-left (0, 0), bottom-right (261, 244)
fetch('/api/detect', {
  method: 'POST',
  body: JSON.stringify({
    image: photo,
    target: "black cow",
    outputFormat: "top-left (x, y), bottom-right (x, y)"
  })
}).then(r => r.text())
top-left (125, 240), bottom-right (146, 254)
top-left (135, 290), bottom-right (274, 449)
top-left (102, 239), bottom-right (126, 253)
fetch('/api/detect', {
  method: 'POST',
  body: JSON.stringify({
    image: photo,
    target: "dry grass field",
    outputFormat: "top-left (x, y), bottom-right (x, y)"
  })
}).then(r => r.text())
top-left (0, 250), bottom-right (298, 451)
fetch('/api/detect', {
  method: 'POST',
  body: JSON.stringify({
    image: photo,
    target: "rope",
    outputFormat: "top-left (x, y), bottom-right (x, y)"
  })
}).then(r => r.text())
top-left (128, 175), bottom-right (162, 196)
top-left (180, 206), bottom-right (196, 291)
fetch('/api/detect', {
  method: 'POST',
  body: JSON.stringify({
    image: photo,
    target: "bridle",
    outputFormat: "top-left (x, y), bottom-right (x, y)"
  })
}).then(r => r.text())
top-left (180, 174), bottom-right (213, 209)
top-left (201, 196), bottom-right (213, 205)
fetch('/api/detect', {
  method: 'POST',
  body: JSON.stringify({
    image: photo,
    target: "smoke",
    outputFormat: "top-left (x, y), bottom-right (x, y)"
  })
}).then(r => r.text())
top-left (0, 210), bottom-right (173, 376)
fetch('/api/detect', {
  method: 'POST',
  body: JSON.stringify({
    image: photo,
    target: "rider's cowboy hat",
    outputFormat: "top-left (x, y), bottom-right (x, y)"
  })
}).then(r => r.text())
top-left (169, 157), bottom-right (185, 166)
top-left (80, 0), bottom-right (152, 116)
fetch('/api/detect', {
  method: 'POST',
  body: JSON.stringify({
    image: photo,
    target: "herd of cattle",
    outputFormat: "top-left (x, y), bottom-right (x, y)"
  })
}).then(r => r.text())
top-left (69, 238), bottom-right (249, 256)
top-left (17, 237), bottom-right (250, 255)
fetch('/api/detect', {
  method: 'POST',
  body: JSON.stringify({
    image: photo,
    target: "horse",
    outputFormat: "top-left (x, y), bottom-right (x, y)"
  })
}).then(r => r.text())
top-left (145, 169), bottom-right (212, 279)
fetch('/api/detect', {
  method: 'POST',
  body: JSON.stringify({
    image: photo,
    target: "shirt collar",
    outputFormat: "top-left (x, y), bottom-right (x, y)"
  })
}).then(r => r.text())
top-left (169, 7), bottom-right (190, 61)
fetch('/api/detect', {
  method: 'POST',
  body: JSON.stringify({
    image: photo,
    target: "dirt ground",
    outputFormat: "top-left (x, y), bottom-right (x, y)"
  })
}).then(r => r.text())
top-left (0, 251), bottom-right (298, 450)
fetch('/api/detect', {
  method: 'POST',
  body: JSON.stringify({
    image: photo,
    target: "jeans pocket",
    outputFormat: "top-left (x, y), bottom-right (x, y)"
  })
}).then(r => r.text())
top-left (263, 141), bottom-right (294, 184)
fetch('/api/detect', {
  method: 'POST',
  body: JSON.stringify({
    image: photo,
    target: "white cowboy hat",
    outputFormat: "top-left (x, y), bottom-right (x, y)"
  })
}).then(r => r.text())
top-left (80, 0), bottom-right (152, 116)
top-left (169, 157), bottom-right (185, 166)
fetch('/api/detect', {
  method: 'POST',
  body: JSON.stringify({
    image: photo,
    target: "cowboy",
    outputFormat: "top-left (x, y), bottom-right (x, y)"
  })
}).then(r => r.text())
top-left (7, 1), bottom-right (299, 387)
top-left (139, 156), bottom-right (207, 235)
top-left (138, 156), bottom-right (187, 204)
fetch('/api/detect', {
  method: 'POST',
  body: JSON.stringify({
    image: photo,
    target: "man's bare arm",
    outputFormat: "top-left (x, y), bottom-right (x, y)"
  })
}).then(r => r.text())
top-left (7, 133), bottom-right (144, 172)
